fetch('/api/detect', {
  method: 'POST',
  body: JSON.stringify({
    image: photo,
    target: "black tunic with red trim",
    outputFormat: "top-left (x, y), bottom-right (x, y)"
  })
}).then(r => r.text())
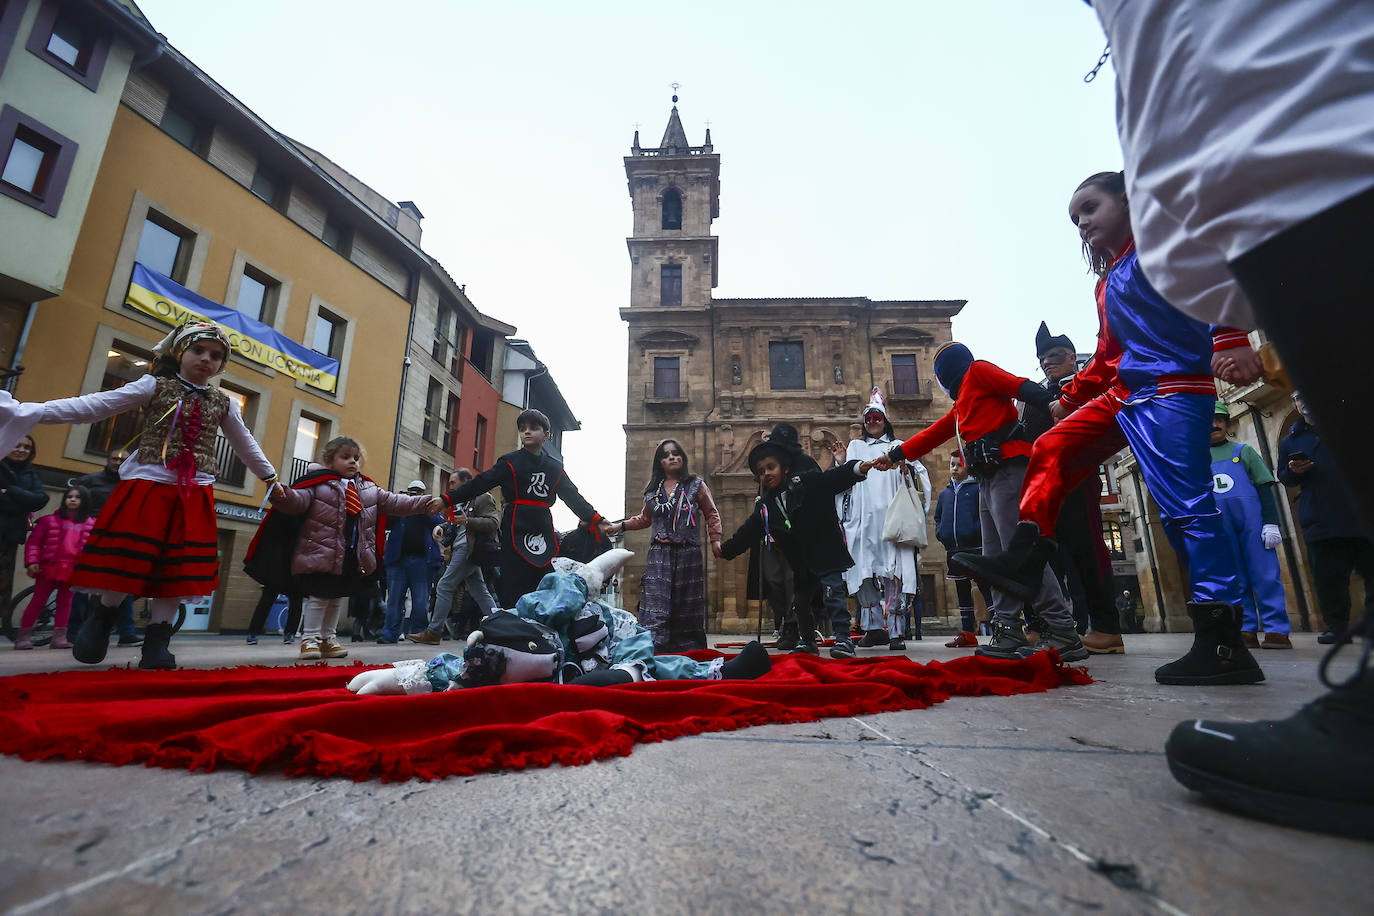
top-left (441, 448), bottom-right (603, 569)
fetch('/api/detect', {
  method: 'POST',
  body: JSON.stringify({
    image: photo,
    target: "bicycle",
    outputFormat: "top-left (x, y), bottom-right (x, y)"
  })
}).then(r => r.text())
top-left (4, 588), bottom-right (185, 644)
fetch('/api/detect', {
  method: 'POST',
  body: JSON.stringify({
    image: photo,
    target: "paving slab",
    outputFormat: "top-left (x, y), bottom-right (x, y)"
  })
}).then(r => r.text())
top-left (0, 632), bottom-right (1369, 915)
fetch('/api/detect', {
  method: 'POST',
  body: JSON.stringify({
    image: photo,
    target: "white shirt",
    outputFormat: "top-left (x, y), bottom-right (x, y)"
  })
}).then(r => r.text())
top-left (1093, 0), bottom-right (1374, 328)
top-left (837, 435), bottom-right (930, 596)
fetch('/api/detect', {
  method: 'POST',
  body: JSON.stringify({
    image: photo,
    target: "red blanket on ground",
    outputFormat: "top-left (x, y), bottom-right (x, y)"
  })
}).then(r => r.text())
top-left (0, 652), bottom-right (1091, 782)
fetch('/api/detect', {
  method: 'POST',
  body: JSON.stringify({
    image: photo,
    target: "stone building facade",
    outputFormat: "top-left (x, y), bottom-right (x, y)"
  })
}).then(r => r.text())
top-left (619, 104), bottom-right (967, 632)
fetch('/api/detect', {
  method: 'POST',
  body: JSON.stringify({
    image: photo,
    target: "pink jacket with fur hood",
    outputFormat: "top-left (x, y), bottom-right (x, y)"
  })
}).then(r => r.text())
top-left (270, 466), bottom-right (433, 576)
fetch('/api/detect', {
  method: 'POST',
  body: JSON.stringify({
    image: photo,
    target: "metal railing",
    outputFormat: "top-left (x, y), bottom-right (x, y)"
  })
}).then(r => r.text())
top-left (644, 380), bottom-right (689, 402)
top-left (887, 377), bottom-right (932, 399)
top-left (290, 456), bottom-right (312, 484)
top-left (214, 434), bottom-right (247, 487)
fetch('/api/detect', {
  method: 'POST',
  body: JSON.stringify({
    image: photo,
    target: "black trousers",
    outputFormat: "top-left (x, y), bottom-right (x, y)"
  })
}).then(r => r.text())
top-left (1230, 184), bottom-right (1374, 547)
top-left (248, 587), bottom-right (303, 637)
top-left (1054, 490), bottom-right (1122, 635)
top-left (1306, 537), bottom-right (1374, 633)
top-left (498, 549), bottom-right (548, 610)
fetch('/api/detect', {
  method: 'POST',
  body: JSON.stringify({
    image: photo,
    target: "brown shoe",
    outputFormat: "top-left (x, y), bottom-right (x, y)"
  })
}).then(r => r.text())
top-left (319, 638), bottom-right (349, 659)
top-left (1081, 631), bottom-right (1125, 654)
top-left (406, 629), bottom-right (442, 646)
top-left (298, 638), bottom-right (322, 660)
top-left (1261, 632), bottom-right (1292, 650)
top-left (944, 631), bottom-right (979, 648)
top-left (1240, 631), bottom-right (1260, 649)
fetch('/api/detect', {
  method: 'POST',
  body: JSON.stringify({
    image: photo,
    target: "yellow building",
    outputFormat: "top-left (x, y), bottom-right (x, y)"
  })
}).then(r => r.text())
top-left (11, 44), bottom-right (433, 632)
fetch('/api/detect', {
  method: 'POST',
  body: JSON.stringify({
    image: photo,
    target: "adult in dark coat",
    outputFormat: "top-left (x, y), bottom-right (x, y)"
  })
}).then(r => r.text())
top-left (0, 435), bottom-right (48, 618)
top-left (1023, 323), bottom-right (1126, 652)
top-left (1277, 392), bottom-right (1374, 643)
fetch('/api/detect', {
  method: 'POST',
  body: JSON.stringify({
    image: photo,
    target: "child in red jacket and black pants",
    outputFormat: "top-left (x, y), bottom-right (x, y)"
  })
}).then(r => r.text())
top-left (875, 342), bottom-right (1087, 662)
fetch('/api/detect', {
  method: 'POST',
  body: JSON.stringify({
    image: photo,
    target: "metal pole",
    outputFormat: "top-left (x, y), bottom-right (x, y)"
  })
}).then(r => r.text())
top-left (1131, 469), bottom-right (1169, 632)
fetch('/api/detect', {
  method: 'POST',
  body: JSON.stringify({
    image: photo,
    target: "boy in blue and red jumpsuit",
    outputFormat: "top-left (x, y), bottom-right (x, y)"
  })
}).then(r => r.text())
top-left (954, 239), bottom-right (1263, 686)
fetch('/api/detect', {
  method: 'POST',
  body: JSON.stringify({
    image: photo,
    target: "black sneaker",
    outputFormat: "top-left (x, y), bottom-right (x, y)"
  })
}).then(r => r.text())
top-left (974, 621), bottom-right (1030, 659)
top-left (790, 640), bottom-right (820, 656)
top-left (245, 634), bottom-right (258, 645)
top-left (888, 638), bottom-right (907, 651)
top-left (857, 629), bottom-right (889, 648)
top-left (117, 634), bottom-right (143, 647)
top-left (829, 638), bottom-right (857, 659)
top-left (1317, 630), bottom-right (1340, 645)
top-left (775, 630), bottom-right (800, 651)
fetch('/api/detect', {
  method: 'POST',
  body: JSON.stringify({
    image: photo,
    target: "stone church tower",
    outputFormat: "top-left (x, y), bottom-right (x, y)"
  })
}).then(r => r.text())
top-left (619, 99), bottom-right (966, 633)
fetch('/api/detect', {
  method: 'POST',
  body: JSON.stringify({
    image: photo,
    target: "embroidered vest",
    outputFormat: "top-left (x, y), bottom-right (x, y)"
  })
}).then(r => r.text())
top-left (135, 377), bottom-right (229, 476)
top-left (649, 476), bottom-right (703, 545)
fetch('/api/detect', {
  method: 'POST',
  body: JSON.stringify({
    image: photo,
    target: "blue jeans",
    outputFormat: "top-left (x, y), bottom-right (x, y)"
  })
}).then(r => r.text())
top-left (382, 556), bottom-right (431, 640)
top-left (427, 539), bottom-right (498, 634)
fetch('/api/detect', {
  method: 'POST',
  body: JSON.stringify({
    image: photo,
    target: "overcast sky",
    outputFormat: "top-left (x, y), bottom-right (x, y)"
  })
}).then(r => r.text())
top-left (134, 0), bottom-right (1121, 523)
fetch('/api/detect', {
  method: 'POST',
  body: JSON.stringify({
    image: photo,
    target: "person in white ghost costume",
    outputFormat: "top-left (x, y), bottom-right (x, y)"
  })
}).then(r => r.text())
top-left (833, 388), bottom-right (930, 650)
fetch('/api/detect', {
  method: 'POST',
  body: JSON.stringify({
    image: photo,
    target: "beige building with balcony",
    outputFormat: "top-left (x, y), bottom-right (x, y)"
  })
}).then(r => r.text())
top-left (618, 103), bottom-right (967, 632)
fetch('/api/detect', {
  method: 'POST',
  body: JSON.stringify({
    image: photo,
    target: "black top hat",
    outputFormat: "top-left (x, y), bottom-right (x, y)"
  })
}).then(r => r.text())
top-left (1035, 321), bottom-right (1075, 358)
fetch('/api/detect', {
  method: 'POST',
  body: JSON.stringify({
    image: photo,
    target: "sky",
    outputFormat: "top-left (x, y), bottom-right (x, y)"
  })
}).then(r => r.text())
top-left (133, 0), bottom-right (1121, 524)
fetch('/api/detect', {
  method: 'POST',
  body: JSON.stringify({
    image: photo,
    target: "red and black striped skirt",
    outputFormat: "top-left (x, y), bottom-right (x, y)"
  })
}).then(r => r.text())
top-left (69, 479), bottom-right (220, 599)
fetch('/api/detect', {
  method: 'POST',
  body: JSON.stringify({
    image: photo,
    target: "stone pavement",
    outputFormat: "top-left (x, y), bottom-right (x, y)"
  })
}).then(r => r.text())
top-left (0, 632), bottom-right (1369, 915)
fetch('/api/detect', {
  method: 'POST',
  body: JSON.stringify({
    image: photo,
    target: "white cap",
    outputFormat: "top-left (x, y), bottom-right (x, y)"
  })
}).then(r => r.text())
top-left (405, 479), bottom-right (427, 492)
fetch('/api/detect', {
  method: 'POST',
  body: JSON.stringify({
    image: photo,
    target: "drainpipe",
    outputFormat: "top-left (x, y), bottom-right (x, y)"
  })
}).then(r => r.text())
top-left (1130, 468), bottom-right (1169, 632)
top-left (6, 303), bottom-right (37, 392)
top-left (387, 274), bottom-right (420, 489)
top-left (1247, 404), bottom-right (1311, 630)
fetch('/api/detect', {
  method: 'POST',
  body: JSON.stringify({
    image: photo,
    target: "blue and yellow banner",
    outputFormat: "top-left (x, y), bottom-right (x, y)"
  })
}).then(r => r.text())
top-left (126, 263), bottom-right (340, 394)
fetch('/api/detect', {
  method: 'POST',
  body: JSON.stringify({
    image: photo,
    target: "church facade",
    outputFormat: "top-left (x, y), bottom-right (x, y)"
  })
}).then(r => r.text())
top-left (619, 103), bottom-right (967, 632)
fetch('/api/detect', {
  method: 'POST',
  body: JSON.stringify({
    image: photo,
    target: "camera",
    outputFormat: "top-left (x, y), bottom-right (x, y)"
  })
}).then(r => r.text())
top-left (439, 521), bottom-right (462, 547)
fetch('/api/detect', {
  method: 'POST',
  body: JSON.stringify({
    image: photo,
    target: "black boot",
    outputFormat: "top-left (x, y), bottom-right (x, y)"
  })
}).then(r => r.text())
top-left (951, 522), bottom-right (1056, 602)
top-left (138, 622), bottom-right (177, 670)
top-left (774, 621), bottom-right (799, 652)
top-left (1164, 616), bottom-right (1374, 839)
top-left (1154, 602), bottom-right (1264, 686)
top-left (721, 641), bottom-right (772, 679)
top-left (857, 628), bottom-right (889, 648)
top-left (71, 601), bottom-right (119, 665)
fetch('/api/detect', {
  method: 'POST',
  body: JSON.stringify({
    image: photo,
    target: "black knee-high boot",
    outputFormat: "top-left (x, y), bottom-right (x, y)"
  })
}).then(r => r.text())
top-left (138, 622), bottom-right (176, 670)
top-left (72, 601), bottom-right (119, 665)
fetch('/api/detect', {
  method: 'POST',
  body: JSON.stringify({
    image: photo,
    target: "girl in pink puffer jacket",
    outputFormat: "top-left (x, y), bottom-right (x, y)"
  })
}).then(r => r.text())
top-left (15, 486), bottom-right (95, 649)
top-left (264, 436), bottom-right (432, 661)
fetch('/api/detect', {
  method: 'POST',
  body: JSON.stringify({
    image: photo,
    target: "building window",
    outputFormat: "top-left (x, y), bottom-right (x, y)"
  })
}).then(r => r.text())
top-left (311, 308), bottom-right (344, 359)
top-left (660, 264), bottom-right (682, 308)
top-left (469, 329), bottom-right (495, 381)
top-left (445, 393), bottom-right (460, 453)
top-left (419, 459), bottom-right (435, 494)
top-left (158, 101), bottom-right (203, 153)
top-left (234, 267), bottom-right (278, 324)
top-left (653, 356), bottom-right (680, 399)
top-left (133, 212), bottom-right (193, 282)
top-left (250, 164), bottom-right (285, 210)
top-left (433, 302), bottom-right (462, 375)
top-left (473, 414), bottom-right (487, 469)
top-left (0, 105), bottom-right (78, 216)
top-left (1102, 520), bottom-right (1126, 560)
top-left (214, 385), bottom-right (255, 487)
top-left (0, 2), bottom-right (27, 78)
top-left (891, 354), bottom-right (919, 395)
top-left (769, 341), bottom-right (805, 390)
top-left (25, 0), bottom-right (111, 91)
top-left (292, 414), bottom-right (324, 481)
top-left (84, 344), bottom-right (152, 457)
top-left (322, 213), bottom-right (351, 255)
top-left (661, 187), bottom-right (682, 230)
top-left (423, 378), bottom-right (446, 446)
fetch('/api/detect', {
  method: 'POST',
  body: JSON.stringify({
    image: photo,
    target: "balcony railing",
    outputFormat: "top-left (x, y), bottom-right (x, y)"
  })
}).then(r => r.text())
top-left (886, 377), bottom-right (932, 401)
top-left (644, 381), bottom-right (689, 405)
top-left (290, 456), bottom-right (312, 484)
top-left (214, 434), bottom-right (246, 487)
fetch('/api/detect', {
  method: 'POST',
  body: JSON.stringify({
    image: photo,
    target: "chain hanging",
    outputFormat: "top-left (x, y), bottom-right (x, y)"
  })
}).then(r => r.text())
top-left (1084, 43), bottom-right (1110, 83)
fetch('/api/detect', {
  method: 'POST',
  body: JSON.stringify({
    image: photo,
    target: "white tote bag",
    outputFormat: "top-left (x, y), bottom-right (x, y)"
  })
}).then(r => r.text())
top-left (881, 464), bottom-right (928, 549)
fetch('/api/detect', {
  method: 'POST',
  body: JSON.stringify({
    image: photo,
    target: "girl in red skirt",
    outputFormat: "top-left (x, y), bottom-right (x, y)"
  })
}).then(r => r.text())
top-left (0, 320), bottom-right (283, 669)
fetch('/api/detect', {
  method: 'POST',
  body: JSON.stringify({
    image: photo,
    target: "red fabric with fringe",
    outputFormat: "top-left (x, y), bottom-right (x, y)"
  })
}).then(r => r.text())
top-left (0, 652), bottom-right (1091, 782)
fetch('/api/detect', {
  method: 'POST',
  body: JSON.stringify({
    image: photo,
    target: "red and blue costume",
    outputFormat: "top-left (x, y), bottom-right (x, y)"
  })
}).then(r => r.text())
top-left (1017, 239), bottom-right (1248, 607)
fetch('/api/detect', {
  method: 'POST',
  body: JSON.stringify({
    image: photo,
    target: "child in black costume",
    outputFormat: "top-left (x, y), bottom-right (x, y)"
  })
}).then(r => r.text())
top-left (720, 439), bottom-right (876, 658)
top-left (431, 409), bottom-right (612, 609)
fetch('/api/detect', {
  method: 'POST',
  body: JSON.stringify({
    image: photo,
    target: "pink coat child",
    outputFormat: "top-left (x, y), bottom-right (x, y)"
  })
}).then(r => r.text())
top-left (16, 487), bottom-right (96, 649)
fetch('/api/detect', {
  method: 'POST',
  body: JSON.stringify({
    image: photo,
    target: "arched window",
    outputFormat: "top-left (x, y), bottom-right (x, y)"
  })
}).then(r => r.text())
top-left (661, 187), bottom-right (682, 230)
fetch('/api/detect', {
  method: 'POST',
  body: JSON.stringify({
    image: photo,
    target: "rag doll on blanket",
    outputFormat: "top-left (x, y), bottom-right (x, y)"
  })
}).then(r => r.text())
top-left (348, 549), bottom-right (770, 694)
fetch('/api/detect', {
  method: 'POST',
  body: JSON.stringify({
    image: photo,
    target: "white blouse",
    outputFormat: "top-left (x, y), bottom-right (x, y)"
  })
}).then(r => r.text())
top-left (39, 374), bottom-right (277, 486)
